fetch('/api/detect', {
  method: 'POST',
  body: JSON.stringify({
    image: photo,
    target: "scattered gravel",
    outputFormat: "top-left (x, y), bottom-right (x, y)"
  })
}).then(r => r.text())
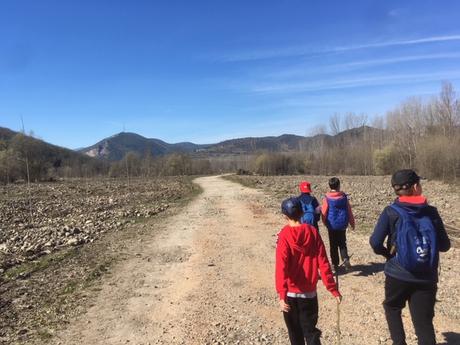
top-left (0, 177), bottom-right (195, 272)
top-left (225, 175), bottom-right (460, 234)
top-left (0, 177), bottom-right (198, 344)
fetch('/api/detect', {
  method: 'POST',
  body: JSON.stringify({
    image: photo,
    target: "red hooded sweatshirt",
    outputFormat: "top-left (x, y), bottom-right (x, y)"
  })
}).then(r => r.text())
top-left (276, 223), bottom-right (340, 301)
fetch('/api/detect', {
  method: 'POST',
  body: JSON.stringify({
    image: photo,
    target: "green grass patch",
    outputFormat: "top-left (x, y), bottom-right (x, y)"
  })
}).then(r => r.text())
top-left (62, 281), bottom-right (79, 295)
top-left (4, 249), bottom-right (77, 281)
top-left (85, 263), bottom-right (110, 283)
top-left (37, 329), bottom-right (54, 341)
top-left (221, 174), bottom-right (260, 189)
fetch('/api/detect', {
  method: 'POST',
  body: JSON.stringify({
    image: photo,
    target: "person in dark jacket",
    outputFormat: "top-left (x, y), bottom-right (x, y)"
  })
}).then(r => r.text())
top-left (370, 169), bottom-right (451, 345)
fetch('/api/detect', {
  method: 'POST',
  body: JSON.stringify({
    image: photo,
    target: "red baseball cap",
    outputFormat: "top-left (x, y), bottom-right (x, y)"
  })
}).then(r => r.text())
top-left (299, 181), bottom-right (312, 193)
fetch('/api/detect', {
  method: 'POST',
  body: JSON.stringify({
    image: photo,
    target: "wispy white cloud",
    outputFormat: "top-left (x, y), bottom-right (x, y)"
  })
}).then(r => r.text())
top-left (218, 35), bottom-right (460, 62)
top-left (250, 70), bottom-right (460, 94)
top-left (337, 35), bottom-right (460, 52)
top-left (341, 52), bottom-right (460, 67)
top-left (268, 52), bottom-right (460, 79)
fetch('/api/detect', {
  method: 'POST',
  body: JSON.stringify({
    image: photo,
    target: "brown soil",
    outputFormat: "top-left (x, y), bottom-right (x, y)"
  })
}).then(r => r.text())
top-left (43, 175), bottom-right (460, 345)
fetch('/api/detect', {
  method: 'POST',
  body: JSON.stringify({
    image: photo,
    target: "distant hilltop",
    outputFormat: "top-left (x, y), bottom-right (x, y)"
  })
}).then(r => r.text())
top-left (79, 126), bottom-right (381, 161)
top-left (1, 125), bottom-right (383, 163)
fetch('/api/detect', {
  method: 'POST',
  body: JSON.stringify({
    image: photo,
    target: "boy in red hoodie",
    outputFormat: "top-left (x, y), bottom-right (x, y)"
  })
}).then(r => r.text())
top-left (276, 197), bottom-right (341, 345)
top-left (321, 177), bottom-right (355, 273)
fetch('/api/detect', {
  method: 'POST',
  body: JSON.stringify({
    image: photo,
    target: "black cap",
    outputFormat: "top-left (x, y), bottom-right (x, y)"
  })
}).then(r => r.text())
top-left (391, 169), bottom-right (421, 190)
top-left (281, 197), bottom-right (302, 219)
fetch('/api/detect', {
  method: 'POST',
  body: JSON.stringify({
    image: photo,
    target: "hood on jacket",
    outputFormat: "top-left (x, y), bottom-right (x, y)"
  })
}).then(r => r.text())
top-left (284, 224), bottom-right (315, 255)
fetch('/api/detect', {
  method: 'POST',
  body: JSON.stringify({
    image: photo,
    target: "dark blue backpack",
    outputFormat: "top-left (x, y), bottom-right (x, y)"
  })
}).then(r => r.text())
top-left (299, 194), bottom-right (315, 225)
top-left (390, 204), bottom-right (438, 273)
top-left (326, 196), bottom-right (349, 230)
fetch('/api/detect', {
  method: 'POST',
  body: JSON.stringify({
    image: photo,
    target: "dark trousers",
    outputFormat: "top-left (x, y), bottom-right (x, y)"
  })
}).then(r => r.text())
top-left (327, 229), bottom-right (349, 267)
top-left (383, 275), bottom-right (437, 345)
top-left (283, 296), bottom-right (321, 345)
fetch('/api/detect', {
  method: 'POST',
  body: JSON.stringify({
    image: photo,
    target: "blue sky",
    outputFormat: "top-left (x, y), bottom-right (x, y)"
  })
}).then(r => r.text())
top-left (1, 0), bottom-right (460, 149)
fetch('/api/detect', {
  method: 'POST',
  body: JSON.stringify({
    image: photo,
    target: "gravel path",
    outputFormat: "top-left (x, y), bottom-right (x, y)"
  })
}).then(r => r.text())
top-left (51, 176), bottom-right (460, 345)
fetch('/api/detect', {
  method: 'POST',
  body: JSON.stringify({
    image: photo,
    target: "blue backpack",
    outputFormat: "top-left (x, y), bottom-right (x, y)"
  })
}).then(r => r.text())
top-left (390, 204), bottom-right (438, 273)
top-left (326, 196), bottom-right (349, 230)
top-left (299, 194), bottom-right (315, 225)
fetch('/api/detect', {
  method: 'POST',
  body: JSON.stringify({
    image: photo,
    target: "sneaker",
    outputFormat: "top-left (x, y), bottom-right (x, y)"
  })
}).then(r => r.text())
top-left (343, 259), bottom-right (352, 271)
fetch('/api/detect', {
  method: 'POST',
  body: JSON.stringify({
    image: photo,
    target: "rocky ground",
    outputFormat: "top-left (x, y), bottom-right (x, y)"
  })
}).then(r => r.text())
top-left (35, 175), bottom-right (460, 345)
top-left (225, 174), bottom-right (460, 239)
top-left (0, 177), bottom-right (200, 344)
top-left (1, 175), bottom-right (459, 345)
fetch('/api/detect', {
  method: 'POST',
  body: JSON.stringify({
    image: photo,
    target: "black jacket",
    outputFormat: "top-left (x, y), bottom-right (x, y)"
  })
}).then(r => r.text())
top-left (370, 197), bottom-right (450, 283)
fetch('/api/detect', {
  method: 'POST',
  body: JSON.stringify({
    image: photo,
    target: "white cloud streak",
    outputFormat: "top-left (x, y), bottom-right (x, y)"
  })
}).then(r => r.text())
top-left (251, 70), bottom-right (460, 94)
top-left (268, 52), bottom-right (460, 79)
top-left (219, 35), bottom-right (460, 62)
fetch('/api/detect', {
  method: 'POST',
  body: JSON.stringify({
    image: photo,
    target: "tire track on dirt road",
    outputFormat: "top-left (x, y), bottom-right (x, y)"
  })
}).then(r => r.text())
top-left (52, 176), bottom-right (460, 345)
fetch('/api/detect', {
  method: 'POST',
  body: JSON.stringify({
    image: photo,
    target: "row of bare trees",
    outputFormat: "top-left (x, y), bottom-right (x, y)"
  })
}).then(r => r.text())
top-left (251, 82), bottom-right (460, 181)
top-left (108, 152), bottom-right (213, 178)
top-left (0, 143), bottom-right (215, 183)
top-left (376, 82), bottom-right (459, 180)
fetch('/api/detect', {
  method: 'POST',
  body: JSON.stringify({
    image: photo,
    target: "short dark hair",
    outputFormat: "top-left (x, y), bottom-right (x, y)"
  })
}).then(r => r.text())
top-left (394, 187), bottom-right (414, 196)
top-left (281, 197), bottom-right (302, 221)
top-left (329, 177), bottom-right (340, 190)
top-left (391, 169), bottom-right (421, 191)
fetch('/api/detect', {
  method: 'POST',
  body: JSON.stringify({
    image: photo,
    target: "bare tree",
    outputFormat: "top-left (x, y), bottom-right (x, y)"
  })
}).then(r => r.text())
top-left (435, 82), bottom-right (460, 137)
top-left (329, 113), bottom-right (342, 135)
top-left (308, 124), bottom-right (327, 136)
top-left (344, 112), bottom-right (367, 130)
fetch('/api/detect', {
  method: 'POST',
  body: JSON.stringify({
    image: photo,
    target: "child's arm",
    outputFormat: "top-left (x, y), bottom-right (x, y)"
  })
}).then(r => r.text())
top-left (313, 197), bottom-right (321, 223)
top-left (275, 233), bottom-right (290, 302)
top-left (431, 207), bottom-right (451, 252)
top-left (369, 208), bottom-right (392, 259)
top-left (347, 199), bottom-right (355, 230)
top-left (320, 198), bottom-right (328, 225)
top-left (316, 233), bottom-right (341, 298)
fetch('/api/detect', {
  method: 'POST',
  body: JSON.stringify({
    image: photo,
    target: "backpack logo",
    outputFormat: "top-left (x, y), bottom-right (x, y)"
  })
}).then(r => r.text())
top-left (390, 204), bottom-right (438, 273)
top-left (300, 195), bottom-right (315, 225)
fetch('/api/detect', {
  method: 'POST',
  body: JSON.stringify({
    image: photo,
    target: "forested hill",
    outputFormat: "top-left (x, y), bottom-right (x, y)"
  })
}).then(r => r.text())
top-left (0, 127), bottom-right (18, 141)
top-left (0, 127), bottom-right (104, 182)
top-left (79, 132), bottom-right (208, 161)
top-left (79, 127), bottom-right (383, 160)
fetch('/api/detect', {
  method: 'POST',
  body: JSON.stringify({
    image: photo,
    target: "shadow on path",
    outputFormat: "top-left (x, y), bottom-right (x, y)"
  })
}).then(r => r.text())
top-left (439, 332), bottom-right (460, 345)
top-left (347, 262), bottom-right (385, 277)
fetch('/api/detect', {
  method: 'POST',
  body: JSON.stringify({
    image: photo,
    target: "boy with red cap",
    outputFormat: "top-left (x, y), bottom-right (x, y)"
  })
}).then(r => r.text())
top-left (321, 177), bottom-right (355, 273)
top-left (298, 181), bottom-right (321, 230)
top-left (370, 169), bottom-right (450, 345)
top-left (276, 197), bottom-right (341, 345)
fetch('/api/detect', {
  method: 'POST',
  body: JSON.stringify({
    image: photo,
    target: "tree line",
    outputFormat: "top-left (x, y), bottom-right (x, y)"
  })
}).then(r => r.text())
top-left (0, 137), bottom-right (216, 184)
top-left (251, 82), bottom-right (460, 182)
top-left (0, 82), bottom-right (459, 184)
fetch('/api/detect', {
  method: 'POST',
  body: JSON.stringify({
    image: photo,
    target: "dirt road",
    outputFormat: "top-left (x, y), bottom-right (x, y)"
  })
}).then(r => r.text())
top-left (52, 176), bottom-right (460, 345)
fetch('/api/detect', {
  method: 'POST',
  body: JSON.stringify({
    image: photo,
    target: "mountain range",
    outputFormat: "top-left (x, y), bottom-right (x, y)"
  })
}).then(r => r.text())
top-left (78, 132), bottom-right (315, 160)
top-left (1, 125), bottom-right (382, 162)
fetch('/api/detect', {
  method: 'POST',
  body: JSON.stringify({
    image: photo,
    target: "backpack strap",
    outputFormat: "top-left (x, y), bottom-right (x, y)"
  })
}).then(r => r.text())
top-left (389, 203), bottom-right (405, 216)
top-left (388, 204), bottom-right (406, 255)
